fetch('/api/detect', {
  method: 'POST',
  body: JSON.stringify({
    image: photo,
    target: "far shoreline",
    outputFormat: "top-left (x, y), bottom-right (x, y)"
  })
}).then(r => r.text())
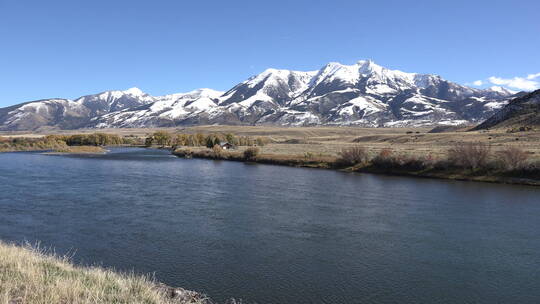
top-left (2, 126), bottom-right (539, 187)
top-left (171, 147), bottom-right (540, 187)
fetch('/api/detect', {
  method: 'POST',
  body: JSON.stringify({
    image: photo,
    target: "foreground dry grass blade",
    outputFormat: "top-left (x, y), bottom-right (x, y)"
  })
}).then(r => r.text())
top-left (0, 241), bottom-right (208, 304)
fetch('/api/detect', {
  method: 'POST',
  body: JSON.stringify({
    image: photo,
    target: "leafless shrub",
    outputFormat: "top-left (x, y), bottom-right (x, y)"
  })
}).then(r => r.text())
top-left (338, 146), bottom-right (369, 165)
top-left (497, 146), bottom-right (529, 171)
top-left (447, 142), bottom-right (491, 169)
top-left (522, 161), bottom-right (540, 176)
top-left (398, 154), bottom-right (435, 171)
top-left (243, 147), bottom-right (259, 160)
top-left (371, 148), bottom-right (433, 171)
top-left (371, 148), bottom-right (397, 169)
top-left (212, 144), bottom-right (223, 158)
top-left (173, 148), bottom-right (194, 158)
top-left (433, 159), bottom-right (452, 170)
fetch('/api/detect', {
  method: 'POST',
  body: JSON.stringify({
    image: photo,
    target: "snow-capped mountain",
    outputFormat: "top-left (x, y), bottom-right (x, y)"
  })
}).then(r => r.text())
top-left (92, 89), bottom-right (224, 128)
top-left (0, 88), bottom-right (154, 130)
top-left (279, 60), bottom-right (516, 127)
top-left (0, 60), bottom-right (520, 131)
top-left (474, 89), bottom-right (540, 130)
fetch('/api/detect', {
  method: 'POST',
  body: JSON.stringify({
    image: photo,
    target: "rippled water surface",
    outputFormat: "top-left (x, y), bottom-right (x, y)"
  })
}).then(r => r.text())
top-left (1, 148), bottom-right (539, 303)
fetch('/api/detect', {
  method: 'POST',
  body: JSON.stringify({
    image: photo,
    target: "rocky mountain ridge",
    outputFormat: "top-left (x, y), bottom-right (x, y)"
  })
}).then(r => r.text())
top-left (474, 89), bottom-right (540, 130)
top-left (0, 60), bottom-right (521, 130)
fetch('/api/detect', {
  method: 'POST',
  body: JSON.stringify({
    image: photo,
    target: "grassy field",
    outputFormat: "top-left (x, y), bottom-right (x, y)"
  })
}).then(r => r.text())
top-left (153, 125), bottom-right (539, 161)
top-left (3, 125), bottom-right (540, 160)
top-left (184, 126), bottom-right (540, 160)
top-left (0, 241), bottom-right (207, 304)
top-left (166, 125), bottom-right (540, 186)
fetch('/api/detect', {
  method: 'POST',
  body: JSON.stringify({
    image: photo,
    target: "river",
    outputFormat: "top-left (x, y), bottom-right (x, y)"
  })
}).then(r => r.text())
top-left (0, 147), bottom-right (539, 303)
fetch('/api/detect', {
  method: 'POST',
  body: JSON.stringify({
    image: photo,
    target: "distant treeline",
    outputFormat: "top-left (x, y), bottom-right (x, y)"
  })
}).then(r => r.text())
top-left (0, 133), bottom-right (141, 152)
top-left (45, 134), bottom-right (138, 146)
top-left (0, 136), bottom-right (67, 152)
top-left (145, 131), bottom-right (268, 148)
top-left (1, 131), bottom-right (268, 152)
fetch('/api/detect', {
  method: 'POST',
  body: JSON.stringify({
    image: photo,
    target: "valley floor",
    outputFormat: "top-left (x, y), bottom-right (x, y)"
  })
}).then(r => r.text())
top-left (169, 126), bottom-right (540, 186)
top-left (184, 125), bottom-right (540, 159)
top-left (3, 125), bottom-right (540, 185)
top-left (4, 125), bottom-right (540, 157)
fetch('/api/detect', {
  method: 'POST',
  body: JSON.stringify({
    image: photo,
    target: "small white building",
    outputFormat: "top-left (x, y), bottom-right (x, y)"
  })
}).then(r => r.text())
top-left (219, 142), bottom-right (235, 150)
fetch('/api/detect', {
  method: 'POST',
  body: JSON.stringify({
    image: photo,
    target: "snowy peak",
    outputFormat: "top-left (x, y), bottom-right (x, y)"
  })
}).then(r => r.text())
top-left (357, 59), bottom-right (384, 74)
top-left (303, 60), bottom-right (421, 98)
top-left (123, 87), bottom-right (145, 96)
top-left (157, 88), bottom-right (224, 101)
top-left (73, 88), bottom-right (155, 115)
top-left (0, 60), bottom-right (523, 130)
top-left (219, 67), bottom-right (316, 107)
top-left (0, 88), bottom-right (157, 131)
top-left (315, 62), bottom-right (359, 84)
top-left (487, 86), bottom-right (517, 95)
top-left (91, 88), bottom-right (227, 128)
top-left (249, 68), bottom-right (316, 92)
top-left (208, 60), bottom-right (518, 126)
top-left (74, 87), bottom-right (152, 103)
top-left (188, 88), bottom-right (224, 98)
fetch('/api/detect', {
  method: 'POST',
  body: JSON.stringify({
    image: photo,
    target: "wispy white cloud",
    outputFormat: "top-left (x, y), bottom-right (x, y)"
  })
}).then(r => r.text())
top-left (472, 80), bottom-right (483, 86)
top-left (487, 75), bottom-right (539, 91)
top-left (527, 72), bottom-right (540, 80)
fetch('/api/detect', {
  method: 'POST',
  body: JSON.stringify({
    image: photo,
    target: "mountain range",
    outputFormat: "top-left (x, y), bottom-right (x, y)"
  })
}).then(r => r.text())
top-left (0, 60), bottom-right (523, 131)
top-left (474, 89), bottom-right (540, 130)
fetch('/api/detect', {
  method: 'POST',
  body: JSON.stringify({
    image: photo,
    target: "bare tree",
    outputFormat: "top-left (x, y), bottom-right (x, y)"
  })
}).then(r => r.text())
top-left (212, 144), bottom-right (223, 158)
top-left (338, 146), bottom-right (369, 165)
top-left (498, 146), bottom-right (529, 170)
top-left (447, 142), bottom-right (491, 169)
top-left (243, 147), bottom-right (259, 160)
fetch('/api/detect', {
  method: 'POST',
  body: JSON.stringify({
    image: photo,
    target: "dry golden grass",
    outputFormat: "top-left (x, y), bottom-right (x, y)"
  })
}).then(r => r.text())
top-left (179, 126), bottom-right (540, 162)
top-left (174, 125), bottom-right (540, 161)
top-left (0, 241), bottom-right (207, 304)
top-left (3, 125), bottom-right (540, 161)
top-left (51, 146), bottom-right (107, 154)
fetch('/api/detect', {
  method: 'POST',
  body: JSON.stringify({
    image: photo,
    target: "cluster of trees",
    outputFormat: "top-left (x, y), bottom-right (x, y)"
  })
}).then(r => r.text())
top-left (0, 136), bottom-right (67, 151)
top-left (1, 131), bottom-right (269, 151)
top-left (45, 133), bottom-right (130, 146)
top-left (145, 131), bottom-right (268, 148)
top-left (174, 145), bottom-right (261, 161)
top-left (338, 142), bottom-right (537, 173)
top-left (209, 145), bottom-right (260, 160)
top-left (447, 143), bottom-right (532, 171)
top-left (0, 133), bottom-right (140, 152)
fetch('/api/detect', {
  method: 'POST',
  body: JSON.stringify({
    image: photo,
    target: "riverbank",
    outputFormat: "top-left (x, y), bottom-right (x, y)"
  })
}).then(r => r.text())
top-left (43, 146), bottom-right (108, 154)
top-left (172, 147), bottom-right (540, 186)
top-left (0, 241), bottom-right (209, 304)
top-left (349, 165), bottom-right (540, 186)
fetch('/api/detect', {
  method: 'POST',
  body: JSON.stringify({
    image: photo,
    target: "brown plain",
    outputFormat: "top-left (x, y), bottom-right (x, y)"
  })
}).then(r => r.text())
top-left (2, 125), bottom-right (539, 160)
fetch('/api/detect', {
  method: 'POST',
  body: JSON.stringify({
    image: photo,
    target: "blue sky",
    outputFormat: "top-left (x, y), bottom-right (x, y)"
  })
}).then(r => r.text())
top-left (0, 0), bottom-right (539, 107)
